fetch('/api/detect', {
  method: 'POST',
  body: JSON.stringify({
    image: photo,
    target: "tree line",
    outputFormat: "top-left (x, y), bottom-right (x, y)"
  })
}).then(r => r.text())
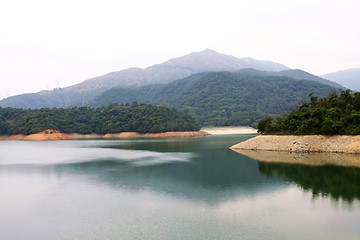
top-left (0, 103), bottom-right (201, 135)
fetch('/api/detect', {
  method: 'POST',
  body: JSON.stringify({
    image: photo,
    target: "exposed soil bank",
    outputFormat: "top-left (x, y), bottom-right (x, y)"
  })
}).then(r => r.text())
top-left (0, 130), bottom-right (209, 141)
top-left (201, 126), bottom-right (257, 135)
top-left (230, 135), bottom-right (360, 154)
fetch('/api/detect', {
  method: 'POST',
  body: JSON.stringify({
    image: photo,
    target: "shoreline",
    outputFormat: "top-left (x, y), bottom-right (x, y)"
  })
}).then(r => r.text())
top-left (200, 126), bottom-right (257, 135)
top-left (230, 135), bottom-right (360, 154)
top-left (0, 130), bottom-right (210, 141)
top-left (230, 135), bottom-right (360, 168)
top-left (0, 126), bottom-right (258, 141)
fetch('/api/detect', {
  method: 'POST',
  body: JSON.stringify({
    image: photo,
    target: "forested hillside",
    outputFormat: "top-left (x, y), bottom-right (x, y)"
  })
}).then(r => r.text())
top-left (258, 90), bottom-right (360, 135)
top-left (0, 104), bottom-right (200, 135)
top-left (92, 70), bottom-right (336, 126)
top-left (235, 68), bottom-right (342, 88)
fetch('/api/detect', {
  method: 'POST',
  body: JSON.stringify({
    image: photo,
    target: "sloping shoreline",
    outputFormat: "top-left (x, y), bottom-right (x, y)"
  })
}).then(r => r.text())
top-left (0, 130), bottom-right (210, 141)
top-left (230, 135), bottom-right (360, 154)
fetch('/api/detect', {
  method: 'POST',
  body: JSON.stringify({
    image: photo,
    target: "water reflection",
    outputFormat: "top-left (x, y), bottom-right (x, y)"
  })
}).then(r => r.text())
top-left (1, 136), bottom-right (360, 240)
top-left (258, 162), bottom-right (360, 203)
top-left (233, 149), bottom-right (360, 203)
top-left (232, 149), bottom-right (360, 167)
top-left (0, 136), bottom-right (284, 204)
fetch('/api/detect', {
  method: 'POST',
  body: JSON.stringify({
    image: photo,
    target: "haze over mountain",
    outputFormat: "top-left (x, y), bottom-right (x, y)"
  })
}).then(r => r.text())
top-left (49, 49), bottom-right (292, 92)
top-left (321, 68), bottom-right (360, 91)
top-left (0, 49), bottom-right (343, 112)
top-left (0, 49), bottom-right (291, 108)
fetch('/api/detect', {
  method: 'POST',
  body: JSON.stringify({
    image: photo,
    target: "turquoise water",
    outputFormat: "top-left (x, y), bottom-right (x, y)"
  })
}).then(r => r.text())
top-left (0, 135), bottom-right (359, 239)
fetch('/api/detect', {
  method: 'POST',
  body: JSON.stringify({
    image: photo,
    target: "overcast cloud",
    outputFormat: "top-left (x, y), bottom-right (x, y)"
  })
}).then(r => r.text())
top-left (1, 0), bottom-right (359, 99)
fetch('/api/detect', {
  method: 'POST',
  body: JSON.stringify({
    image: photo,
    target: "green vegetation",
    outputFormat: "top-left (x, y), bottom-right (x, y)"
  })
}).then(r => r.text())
top-left (258, 89), bottom-right (360, 135)
top-left (0, 103), bottom-right (200, 135)
top-left (92, 71), bottom-right (336, 127)
top-left (259, 161), bottom-right (360, 203)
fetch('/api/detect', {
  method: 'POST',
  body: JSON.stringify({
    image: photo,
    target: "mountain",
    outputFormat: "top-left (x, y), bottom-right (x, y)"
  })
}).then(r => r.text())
top-left (67, 49), bottom-right (290, 92)
top-left (91, 70), bottom-right (336, 126)
top-left (0, 49), bottom-right (290, 109)
top-left (321, 68), bottom-right (360, 91)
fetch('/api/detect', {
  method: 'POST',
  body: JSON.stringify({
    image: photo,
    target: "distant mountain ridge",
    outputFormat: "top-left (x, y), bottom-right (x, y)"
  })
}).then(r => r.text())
top-left (66, 49), bottom-right (290, 92)
top-left (321, 68), bottom-right (360, 91)
top-left (0, 49), bottom-right (291, 108)
top-left (0, 49), bottom-right (342, 109)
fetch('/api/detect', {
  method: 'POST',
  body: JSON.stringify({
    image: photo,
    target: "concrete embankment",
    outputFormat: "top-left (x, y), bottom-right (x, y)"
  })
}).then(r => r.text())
top-left (230, 135), bottom-right (360, 154)
top-left (0, 130), bottom-right (210, 141)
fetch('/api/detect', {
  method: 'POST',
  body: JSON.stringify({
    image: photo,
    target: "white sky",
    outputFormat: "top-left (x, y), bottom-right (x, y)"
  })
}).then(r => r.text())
top-left (1, 0), bottom-right (359, 99)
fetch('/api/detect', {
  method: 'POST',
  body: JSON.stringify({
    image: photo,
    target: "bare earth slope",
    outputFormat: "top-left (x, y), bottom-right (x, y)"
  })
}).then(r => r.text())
top-left (230, 135), bottom-right (360, 154)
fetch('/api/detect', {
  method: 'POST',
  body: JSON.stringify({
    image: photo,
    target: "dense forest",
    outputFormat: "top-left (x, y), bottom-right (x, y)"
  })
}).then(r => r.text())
top-left (258, 90), bottom-right (360, 135)
top-left (91, 71), bottom-right (336, 127)
top-left (0, 103), bottom-right (201, 135)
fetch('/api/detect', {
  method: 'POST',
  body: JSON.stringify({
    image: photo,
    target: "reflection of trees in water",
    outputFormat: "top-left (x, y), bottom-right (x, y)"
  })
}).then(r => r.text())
top-left (259, 162), bottom-right (360, 203)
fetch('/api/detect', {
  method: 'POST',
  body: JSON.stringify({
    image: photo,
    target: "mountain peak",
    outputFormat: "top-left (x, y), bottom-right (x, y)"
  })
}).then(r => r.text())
top-left (150, 49), bottom-right (289, 72)
top-left (200, 48), bottom-right (218, 53)
top-left (155, 49), bottom-right (240, 71)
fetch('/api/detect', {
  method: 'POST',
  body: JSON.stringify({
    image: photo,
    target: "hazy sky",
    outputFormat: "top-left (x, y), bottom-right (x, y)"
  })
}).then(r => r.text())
top-left (1, 0), bottom-right (359, 99)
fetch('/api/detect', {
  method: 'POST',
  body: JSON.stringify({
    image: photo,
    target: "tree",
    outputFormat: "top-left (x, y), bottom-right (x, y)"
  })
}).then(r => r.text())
top-left (257, 117), bottom-right (273, 134)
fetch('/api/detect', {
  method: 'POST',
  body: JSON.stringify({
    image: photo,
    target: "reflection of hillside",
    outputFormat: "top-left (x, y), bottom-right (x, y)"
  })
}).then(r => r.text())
top-left (234, 149), bottom-right (360, 202)
top-left (48, 147), bottom-right (285, 204)
top-left (232, 149), bottom-right (360, 168)
top-left (93, 136), bottom-right (278, 189)
top-left (258, 161), bottom-right (360, 203)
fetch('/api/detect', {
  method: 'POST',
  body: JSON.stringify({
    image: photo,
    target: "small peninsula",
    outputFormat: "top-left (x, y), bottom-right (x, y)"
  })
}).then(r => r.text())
top-left (231, 90), bottom-right (360, 154)
top-left (230, 134), bottom-right (360, 154)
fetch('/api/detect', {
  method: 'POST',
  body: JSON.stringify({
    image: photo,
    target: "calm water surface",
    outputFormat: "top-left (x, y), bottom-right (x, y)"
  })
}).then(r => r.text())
top-left (0, 135), bottom-right (359, 239)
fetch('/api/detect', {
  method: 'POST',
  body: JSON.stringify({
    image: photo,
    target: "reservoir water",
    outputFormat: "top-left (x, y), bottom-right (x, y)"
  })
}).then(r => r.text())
top-left (0, 135), bottom-right (359, 239)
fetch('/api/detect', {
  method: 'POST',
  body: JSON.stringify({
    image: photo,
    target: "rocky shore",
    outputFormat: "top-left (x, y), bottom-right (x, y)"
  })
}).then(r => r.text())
top-left (0, 129), bottom-right (210, 141)
top-left (230, 135), bottom-right (360, 154)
